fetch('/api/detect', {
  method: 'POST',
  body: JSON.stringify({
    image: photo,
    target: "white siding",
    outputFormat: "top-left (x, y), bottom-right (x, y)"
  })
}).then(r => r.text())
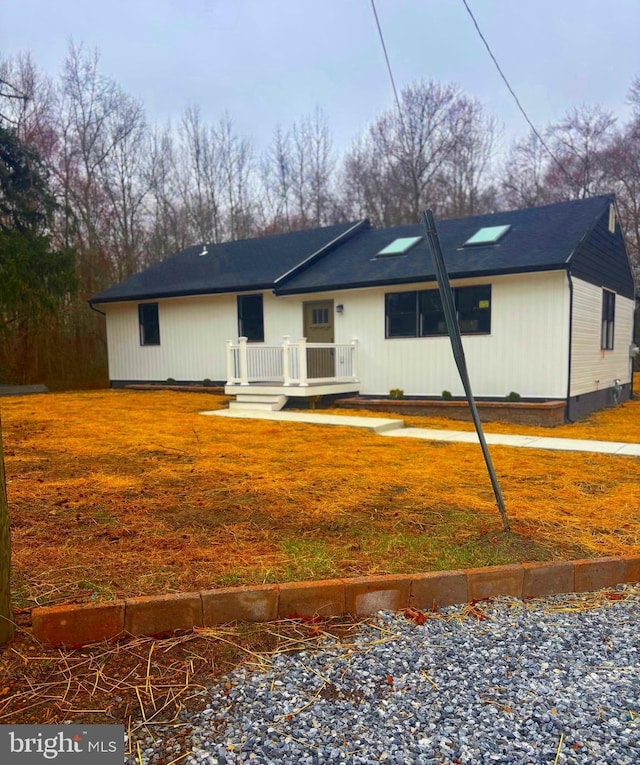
top-left (276, 271), bottom-right (570, 398)
top-left (104, 294), bottom-right (239, 381)
top-left (569, 278), bottom-right (634, 396)
top-left (102, 271), bottom-right (572, 397)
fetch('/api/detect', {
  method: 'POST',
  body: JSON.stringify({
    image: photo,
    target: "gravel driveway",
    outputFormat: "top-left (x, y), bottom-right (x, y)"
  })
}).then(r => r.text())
top-left (131, 585), bottom-right (639, 764)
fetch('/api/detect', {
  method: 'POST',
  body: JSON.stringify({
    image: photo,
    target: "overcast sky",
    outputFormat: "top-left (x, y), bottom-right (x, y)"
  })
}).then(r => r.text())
top-left (2, 0), bottom-right (639, 154)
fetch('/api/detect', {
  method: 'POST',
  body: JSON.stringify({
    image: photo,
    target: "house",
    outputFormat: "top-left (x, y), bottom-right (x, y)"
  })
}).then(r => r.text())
top-left (89, 195), bottom-right (637, 421)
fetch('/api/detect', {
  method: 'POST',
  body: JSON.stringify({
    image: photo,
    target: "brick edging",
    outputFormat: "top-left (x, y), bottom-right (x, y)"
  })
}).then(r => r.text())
top-left (30, 555), bottom-right (640, 647)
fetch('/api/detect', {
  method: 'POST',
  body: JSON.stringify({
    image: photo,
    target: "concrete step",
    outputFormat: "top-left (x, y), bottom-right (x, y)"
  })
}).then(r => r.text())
top-left (229, 394), bottom-right (288, 412)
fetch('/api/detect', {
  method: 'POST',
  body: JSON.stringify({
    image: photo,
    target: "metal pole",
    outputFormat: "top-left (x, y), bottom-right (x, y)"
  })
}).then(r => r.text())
top-left (421, 209), bottom-right (510, 532)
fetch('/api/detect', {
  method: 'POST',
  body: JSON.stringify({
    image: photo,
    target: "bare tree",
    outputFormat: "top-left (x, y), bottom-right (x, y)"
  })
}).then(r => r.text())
top-left (175, 105), bottom-right (224, 243)
top-left (0, 53), bottom-right (57, 160)
top-left (259, 109), bottom-right (336, 232)
top-left (543, 105), bottom-right (616, 199)
top-left (144, 123), bottom-right (191, 261)
top-left (258, 125), bottom-right (294, 232)
top-left (216, 114), bottom-right (255, 240)
top-left (500, 132), bottom-right (555, 209)
top-left (436, 95), bottom-right (498, 217)
top-left (340, 80), bottom-right (490, 225)
top-left (98, 92), bottom-right (150, 281)
top-left (601, 96), bottom-right (640, 283)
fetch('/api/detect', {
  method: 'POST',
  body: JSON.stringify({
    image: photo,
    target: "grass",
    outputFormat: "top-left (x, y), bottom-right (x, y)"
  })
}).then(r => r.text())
top-left (1, 383), bottom-right (639, 608)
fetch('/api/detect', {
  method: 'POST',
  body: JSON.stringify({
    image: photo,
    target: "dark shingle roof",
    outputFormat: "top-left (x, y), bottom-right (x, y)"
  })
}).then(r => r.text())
top-left (91, 196), bottom-right (617, 304)
top-left (276, 195), bottom-right (614, 294)
top-left (89, 221), bottom-right (360, 304)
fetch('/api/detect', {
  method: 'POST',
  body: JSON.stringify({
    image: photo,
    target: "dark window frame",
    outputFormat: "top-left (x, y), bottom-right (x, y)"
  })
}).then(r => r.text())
top-left (237, 294), bottom-right (265, 343)
top-left (138, 302), bottom-right (160, 346)
top-left (385, 285), bottom-right (492, 339)
top-left (601, 289), bottom-right (615, 350)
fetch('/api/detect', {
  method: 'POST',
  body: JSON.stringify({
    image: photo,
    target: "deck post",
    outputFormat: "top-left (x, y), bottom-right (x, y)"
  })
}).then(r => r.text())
top-left (282, 336), bottom-right (291, 386)
top-left (238, 336), bottom-right (249, 385)
top-left (225, 340), bottom-right (235, 384)
top-left (298, 337), bottom-right (309, 386)
top-left (351, 337), bottom-right (359, 382)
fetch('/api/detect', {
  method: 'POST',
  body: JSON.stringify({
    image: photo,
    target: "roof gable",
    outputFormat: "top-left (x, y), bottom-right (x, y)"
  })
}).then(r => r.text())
top-left (275, 196), bottom-right (617, 295)
top-left (90, 196), bottom-right (631, 305)
top-left (90, 220), bottom-right (361, 304)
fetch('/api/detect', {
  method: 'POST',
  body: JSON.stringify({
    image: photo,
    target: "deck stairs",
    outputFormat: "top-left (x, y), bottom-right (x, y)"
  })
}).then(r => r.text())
top-left (228, 393), bottom-right (288, 412)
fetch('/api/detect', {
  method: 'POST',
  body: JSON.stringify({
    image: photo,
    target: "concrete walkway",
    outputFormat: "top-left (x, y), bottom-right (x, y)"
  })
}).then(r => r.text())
top-left (204, 407), bottom-right (404, 433)
top-left (202, 407), bottom-right (640, 456)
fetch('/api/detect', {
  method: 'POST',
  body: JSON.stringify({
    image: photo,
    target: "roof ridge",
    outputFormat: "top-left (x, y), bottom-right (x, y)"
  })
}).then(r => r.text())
top-left (274, 219), bottom-right (370, 286)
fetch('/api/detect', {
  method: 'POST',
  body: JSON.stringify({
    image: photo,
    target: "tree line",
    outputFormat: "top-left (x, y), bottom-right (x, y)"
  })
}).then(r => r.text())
top-left (1, 44), bottom-right (639, 389)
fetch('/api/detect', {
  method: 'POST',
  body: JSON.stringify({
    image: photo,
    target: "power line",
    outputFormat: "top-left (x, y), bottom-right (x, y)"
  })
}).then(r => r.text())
top-left (370, 0), bottom-right (405, 127)
top-left (460, 0), bottom-right (581, 191)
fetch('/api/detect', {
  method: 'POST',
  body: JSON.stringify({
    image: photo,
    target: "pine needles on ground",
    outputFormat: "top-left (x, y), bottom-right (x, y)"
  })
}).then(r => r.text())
top-left (1, 388), bottom-right (639, 608)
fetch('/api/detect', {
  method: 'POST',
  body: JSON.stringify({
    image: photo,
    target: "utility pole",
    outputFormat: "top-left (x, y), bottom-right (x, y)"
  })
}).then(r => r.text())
top-left (421, 209), bottom-right (510, 533)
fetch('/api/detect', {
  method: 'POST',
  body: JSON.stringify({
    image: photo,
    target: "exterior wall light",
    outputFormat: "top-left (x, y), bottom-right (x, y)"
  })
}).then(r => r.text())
top-left (336, 304), bottom-right (344, 314)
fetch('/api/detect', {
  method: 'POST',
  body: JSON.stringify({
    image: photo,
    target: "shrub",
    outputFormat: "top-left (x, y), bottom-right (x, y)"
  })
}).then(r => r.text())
top-left (505, 391), bottom-right (521, 402)
top-left (389, 388), bottom-right (404, 399)
top-left (441, 390), bottom-right (452, 400)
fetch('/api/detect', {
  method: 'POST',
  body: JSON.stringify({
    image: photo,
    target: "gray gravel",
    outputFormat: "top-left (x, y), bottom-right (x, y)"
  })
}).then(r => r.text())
top-left (128, 585), bottom-right (639, 764)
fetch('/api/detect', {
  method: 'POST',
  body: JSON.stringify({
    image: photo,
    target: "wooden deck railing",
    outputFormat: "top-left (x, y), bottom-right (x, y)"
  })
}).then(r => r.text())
top-left (226, 336), bottom-right (359, 386)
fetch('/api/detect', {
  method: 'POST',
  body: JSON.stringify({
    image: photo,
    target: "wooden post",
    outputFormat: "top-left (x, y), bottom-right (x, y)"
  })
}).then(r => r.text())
top-left (0, 413), bottom-right (14, 645)
top-left (238, 336), bottom-right (249, 386)
top-left (282, 336), bottom-right (291, 386)
top-left (351, 338), bottom-right (359, 382)
top-left (225, 340), bottom-right (235, 384)
top-left (298, 337), bottom-right (309, 386)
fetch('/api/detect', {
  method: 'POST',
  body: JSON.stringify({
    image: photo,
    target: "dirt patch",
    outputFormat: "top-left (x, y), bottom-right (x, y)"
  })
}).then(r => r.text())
top-left (466, 531), bottom-right (586, 564)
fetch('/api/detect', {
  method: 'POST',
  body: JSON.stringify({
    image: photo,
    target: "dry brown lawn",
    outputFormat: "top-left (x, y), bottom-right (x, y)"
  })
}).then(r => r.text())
top-left (2, 383), bottom-right (639, 608)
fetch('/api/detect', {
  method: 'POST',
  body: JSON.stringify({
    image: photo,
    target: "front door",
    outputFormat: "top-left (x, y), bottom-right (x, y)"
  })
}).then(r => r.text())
top-left (303, 300), bottom-right (335, 379)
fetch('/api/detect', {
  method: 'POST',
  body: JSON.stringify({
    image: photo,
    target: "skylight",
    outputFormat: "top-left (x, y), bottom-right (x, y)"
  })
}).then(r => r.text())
top-left (463, 225), bottom-right (511, 247)
top-left (376, 236), bottom-right (423, 257)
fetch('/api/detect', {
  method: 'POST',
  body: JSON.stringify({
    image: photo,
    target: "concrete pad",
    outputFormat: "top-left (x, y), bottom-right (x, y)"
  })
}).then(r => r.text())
top-left (522, 437), bottom-right (629, 454)
top-left (614, 444), bottom-right (640, 457)
top-left (205, 406), bottom-right (640, 457)
top-left (202, 407), bottom-right (404, 433)
top-left (0, 384), bottom-right (48, 397)
top-left (382, 427), bottom-right (474, 441)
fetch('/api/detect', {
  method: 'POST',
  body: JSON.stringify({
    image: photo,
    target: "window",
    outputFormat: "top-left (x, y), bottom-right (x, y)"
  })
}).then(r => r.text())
top-left (376, 236), bottom-right (423, 257)
top-left (385, 292), bottom-right (419, 337)
top-left (237, 294), bottom-right (264, 342)
top-left (138, 303), bottom-right (160, 346)
top-left (601, 290), bottom-right (615, 350)
top-left (419, 290), bottom-right (446, 335)
top-left (385, 285), bottom-right (491, 338)
top-left (311, 308), bottom-right (330, 325)
top-left (456, 285), bottom-right (491, 333)
top-left (463, 225), bottom-right (511, 246)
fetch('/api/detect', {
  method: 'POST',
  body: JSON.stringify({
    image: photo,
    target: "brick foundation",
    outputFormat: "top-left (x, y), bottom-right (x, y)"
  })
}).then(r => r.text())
top-left (334, 397), bottom-right (567, 427)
